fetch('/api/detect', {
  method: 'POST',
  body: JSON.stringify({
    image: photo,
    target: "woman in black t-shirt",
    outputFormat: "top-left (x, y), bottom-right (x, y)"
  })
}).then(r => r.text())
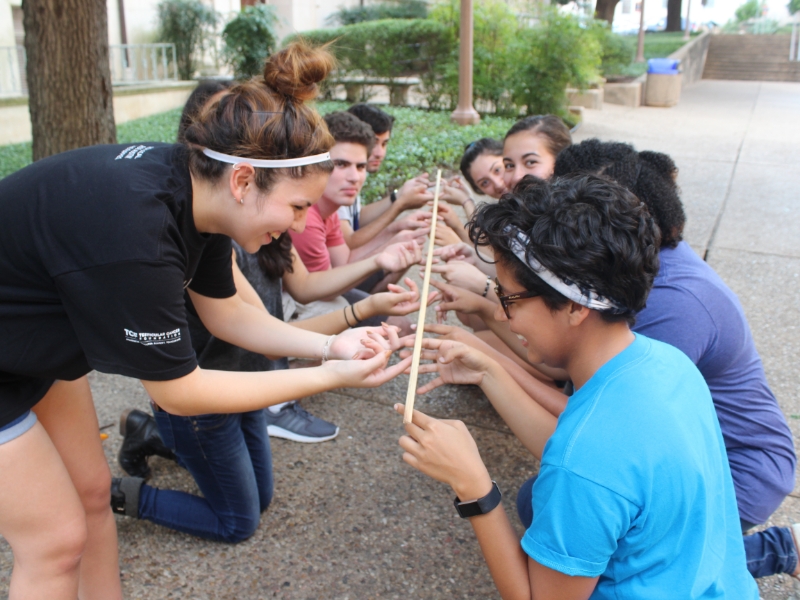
top-left (0, 42), bottom-right (410, 599)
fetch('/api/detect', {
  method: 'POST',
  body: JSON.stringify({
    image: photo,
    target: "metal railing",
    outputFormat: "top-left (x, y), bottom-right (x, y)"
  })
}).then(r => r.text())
top-left (0, 45), bottom-right (26, 96)
top-left (109, 43), bottom-right (178, 85)
top-left (0, 43), bottom-right (179, 96)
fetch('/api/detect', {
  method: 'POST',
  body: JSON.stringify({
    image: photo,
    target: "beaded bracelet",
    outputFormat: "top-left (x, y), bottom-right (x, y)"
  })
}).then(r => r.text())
top-left (481, 276), bottom-right (492, 297)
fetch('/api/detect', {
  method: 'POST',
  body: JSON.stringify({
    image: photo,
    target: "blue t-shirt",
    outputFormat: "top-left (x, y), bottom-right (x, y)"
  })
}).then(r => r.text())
top-left (522, 335), bottom-right (758, 599)
top-left (633, 241), bottom-right (795, 524)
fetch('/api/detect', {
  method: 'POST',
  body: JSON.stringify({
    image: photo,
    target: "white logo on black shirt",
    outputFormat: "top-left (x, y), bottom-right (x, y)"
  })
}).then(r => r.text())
top-left (115, 145), bottom-right (154, 160)
top-left (124, 328), bottom-right (182, 346)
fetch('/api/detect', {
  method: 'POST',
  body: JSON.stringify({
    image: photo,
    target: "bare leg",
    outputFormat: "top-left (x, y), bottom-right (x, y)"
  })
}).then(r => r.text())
top-left (33, 377), bottom-right (122, 599)
top-left (0, 420), bottom-right (86, 599)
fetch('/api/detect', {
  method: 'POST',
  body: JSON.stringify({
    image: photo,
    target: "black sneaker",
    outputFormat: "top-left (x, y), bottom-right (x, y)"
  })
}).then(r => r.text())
top-left (265, 402), bottom-right (339, 443)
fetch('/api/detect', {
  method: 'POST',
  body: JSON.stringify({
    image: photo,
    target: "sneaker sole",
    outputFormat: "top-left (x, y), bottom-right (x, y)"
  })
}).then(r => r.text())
top-left (267, 425), bottom-right (339, 443)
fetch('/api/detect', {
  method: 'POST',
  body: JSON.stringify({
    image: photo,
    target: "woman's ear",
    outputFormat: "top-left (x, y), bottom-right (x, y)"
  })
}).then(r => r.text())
top-left (229, 163), bottom-right (256, 203)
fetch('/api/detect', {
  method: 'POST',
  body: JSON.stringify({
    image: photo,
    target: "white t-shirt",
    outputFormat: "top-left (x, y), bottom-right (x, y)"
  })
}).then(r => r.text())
top-left (336, 194), bottom-right (362, 230)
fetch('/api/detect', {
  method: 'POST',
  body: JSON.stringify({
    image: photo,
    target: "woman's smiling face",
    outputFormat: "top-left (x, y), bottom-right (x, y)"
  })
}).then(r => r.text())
top-left (468, 152), bottom-right (507, 199)
top-left (235, 171), bottom-right (329, 253)
top-left (502, 131), bottom-right (557, 189)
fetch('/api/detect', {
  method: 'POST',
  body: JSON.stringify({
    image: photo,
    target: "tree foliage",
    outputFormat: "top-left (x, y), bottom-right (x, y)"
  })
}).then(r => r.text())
top-left (222, 5), bottom-right (278, 80)
top-left (329, 1), bottom-right (427, 26)
top-left (156, 0), bottom-right (218, 80)
top-left (735, 0), bottom-right (762, 21)
top-left (296, 4), bottom-right (605, 118)
top-left (790, 0), bottom-right (800, 15)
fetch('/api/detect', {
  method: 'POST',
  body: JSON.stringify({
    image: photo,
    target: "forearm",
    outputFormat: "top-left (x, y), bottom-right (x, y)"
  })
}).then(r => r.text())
top-left (479, 360), bottom-right (557, 459)
top-left (193, 292), bottom-right (329, 359)
top-left (291, 299), bottom-right (371, 335)
top-left (285, 258), bottom-right (379, 303)
top-left (464, 334), bottom-right (567, 417)
top-left (347, 228), bottom-right (395, 261)
top-left (358, 197), bottom-right (392, 226)
top-left (470, 507), bottom-right (533, 600)
top-left (347, 202), bottom-right (403, 250)
top-left (143, 366), bottom-right (339, 416)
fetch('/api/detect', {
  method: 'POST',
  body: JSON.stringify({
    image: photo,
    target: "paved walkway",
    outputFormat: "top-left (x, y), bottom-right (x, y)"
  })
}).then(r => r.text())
top-left (1, 80), bottom-right (799, 598)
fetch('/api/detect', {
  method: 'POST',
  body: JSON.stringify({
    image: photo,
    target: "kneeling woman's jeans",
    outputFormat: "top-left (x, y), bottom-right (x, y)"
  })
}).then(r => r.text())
top-left (137, 408), bottom-right (273, 543)
top-left (517, 475), bottom-right (798, 579)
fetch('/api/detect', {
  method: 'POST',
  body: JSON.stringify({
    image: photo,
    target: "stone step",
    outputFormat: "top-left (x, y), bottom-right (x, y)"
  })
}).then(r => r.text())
top-left (703, 34), bottom-right (798, 82)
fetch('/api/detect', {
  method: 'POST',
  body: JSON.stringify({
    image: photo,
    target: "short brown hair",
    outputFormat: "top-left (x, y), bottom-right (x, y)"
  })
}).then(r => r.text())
top-left (182, 39), bottom-right (336, 195)
top-left (323, 111), bottom-right (376, 155)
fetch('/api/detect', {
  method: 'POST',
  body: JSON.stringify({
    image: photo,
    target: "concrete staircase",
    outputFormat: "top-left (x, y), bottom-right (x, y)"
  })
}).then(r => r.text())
top-left (702, 34), bottom-right (800, 82)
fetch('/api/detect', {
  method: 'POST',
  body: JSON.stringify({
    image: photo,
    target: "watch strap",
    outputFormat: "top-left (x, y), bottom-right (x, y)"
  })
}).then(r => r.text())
top-left (454, 481), bottom-right (502, 519)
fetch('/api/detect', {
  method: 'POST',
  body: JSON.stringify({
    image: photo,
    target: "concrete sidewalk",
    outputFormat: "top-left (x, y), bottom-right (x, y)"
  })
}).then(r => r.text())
top-left (1, 80), bottom-right (799, 598)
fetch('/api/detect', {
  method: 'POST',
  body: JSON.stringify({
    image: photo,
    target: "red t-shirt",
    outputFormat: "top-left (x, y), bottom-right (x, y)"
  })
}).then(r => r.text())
top-left (289, 204), bottom-right (346, 272)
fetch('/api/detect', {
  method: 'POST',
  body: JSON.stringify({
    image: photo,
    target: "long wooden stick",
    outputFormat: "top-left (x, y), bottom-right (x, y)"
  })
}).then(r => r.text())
top-left (404, 169), bottom-right (442, 424)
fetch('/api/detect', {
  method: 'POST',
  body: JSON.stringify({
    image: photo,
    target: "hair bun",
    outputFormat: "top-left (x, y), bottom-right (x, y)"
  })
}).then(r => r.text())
top-left (263, 39), bottom-right (336, 102)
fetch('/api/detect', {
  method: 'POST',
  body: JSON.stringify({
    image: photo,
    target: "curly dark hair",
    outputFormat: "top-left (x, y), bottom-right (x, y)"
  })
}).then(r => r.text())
top-left (553, 139), bottom-right (685, 248)
top-left (459, 138), bottom-right (503, 193)
top-left (324, 111), bottom-right (376, 155)
top-left (469, 175), bottom-right (661, 325)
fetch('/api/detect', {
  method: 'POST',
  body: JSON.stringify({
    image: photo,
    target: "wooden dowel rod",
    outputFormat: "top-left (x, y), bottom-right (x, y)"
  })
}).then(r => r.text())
top-left (404, 169), bottom-right (442, 424)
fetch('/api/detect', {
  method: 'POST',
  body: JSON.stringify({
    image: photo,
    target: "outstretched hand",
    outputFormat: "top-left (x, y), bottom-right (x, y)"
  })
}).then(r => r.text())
top-left (368, 278), bottom-right (437, 318)
top-left (394, 404), bottom-right (492, 498)
top-left (377, 240), bottom-right (423, 273)
top-left (429, 279), bottom-right (494, 323)
top-left (399, 337), bottom-right (490, 393)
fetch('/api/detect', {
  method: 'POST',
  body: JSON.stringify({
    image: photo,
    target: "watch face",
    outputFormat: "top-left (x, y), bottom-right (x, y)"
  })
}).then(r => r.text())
top-left (454, 482), bottom-right (502, 519)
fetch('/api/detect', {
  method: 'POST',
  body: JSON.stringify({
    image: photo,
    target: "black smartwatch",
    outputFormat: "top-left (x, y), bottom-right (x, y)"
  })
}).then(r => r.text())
top-left (454, 481), bottom-right (502, 518)
top-left (390, 189), bottom-right (398, 203)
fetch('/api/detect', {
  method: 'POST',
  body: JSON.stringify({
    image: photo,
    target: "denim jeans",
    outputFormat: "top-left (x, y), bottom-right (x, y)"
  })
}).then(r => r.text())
top-left (138, 408), bottom-right (273, 543)
top-left (516, 475), bottom-right (798, 579)
top-left (743, 526), bottom-right (798, 578)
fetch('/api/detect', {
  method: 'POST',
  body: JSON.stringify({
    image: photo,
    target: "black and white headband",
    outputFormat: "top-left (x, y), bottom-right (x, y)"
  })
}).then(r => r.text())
top-left (504, 225), bottom-right (627, 314)
top-left (203, 148), bottom-right (331, 169)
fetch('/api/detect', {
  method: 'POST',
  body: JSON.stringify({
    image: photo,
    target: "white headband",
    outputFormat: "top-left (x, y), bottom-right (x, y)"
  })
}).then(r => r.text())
top-left (505, 226), bottom-right (627, 313)
top-left (202, 148), bottom-right (331, 169)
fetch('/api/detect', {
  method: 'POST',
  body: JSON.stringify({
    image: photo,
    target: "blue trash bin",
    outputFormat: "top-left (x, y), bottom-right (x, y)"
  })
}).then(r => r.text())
top-left (645, 59), bottom-right (681, 107)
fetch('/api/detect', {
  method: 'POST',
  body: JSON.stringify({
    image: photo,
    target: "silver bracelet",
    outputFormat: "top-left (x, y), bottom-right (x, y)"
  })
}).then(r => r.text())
top-left (321, 335), bottom-right (336, 362)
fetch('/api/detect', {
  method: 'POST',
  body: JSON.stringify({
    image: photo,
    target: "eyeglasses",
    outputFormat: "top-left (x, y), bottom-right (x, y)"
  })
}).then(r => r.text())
top-left (495, 278), bottom-right (540, 320)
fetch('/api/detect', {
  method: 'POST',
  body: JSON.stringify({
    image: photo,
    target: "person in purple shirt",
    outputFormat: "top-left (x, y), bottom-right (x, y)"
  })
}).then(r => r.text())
top-left (553, 139), bottom-right (797, 581)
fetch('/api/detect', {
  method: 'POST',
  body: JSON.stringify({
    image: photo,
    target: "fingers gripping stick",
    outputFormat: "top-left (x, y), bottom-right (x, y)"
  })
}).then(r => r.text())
top-left (404, 170), bottom-right (442, 424)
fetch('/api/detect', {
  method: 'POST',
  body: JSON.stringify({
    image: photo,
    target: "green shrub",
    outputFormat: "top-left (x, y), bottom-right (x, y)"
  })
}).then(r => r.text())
top-left (589, 22), bottom-right (635, 78)
top-left (292, 19), bottom-right (451, 80)
top-left (510, 8), bottom-right (601, 117)
top-left (156, 0), bottom-right (218, 80)
top-left (330, 0), bottom-right (427, 26)
top-left (222, 5), bottom-right (278, 80)
top-left (735, 0), bottom-right (762, 21)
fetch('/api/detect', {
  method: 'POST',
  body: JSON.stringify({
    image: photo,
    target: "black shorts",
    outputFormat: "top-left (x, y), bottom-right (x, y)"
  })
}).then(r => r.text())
top-left (0, 374), bottom-right (54, 427)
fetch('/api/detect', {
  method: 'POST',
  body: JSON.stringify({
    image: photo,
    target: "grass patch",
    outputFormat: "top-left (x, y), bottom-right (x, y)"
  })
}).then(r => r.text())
top-left (1, 103), bottom-right (517, 203)
top-left (0, 108), bottom-right (183, 180)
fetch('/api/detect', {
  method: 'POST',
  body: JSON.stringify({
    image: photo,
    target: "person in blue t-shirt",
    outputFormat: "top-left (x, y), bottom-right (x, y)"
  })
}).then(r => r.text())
top-left (395, 175), bottom-right (757, 598)
top-left (552, 139), bottom-right (797, 581)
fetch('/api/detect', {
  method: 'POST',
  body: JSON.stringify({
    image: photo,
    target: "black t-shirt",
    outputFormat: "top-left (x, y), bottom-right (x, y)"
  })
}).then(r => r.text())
top-left (0, 143), bottom-right (236, 424)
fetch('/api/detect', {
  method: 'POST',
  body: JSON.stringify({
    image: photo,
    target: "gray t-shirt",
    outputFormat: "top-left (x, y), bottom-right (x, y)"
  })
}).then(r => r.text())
top-left (187, 243), bottom-right (288, 373)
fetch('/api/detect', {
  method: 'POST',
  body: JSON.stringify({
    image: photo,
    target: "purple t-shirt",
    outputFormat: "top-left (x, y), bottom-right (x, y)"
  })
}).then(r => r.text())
top-left (633, 241), bottom-right (795, 524)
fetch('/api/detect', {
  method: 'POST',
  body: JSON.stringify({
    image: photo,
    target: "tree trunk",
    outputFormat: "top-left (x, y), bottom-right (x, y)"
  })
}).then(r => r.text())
top-left (23, 0), bottom-right (116, 161)
top-left (666, 0), bottom-right (683, 31)
top-left (594, 0), bottom-right (620, 26)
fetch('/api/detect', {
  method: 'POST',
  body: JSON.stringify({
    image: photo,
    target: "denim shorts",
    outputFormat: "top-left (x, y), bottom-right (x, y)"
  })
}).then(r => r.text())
top-left (0, 411), bottom-right (37, 445)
